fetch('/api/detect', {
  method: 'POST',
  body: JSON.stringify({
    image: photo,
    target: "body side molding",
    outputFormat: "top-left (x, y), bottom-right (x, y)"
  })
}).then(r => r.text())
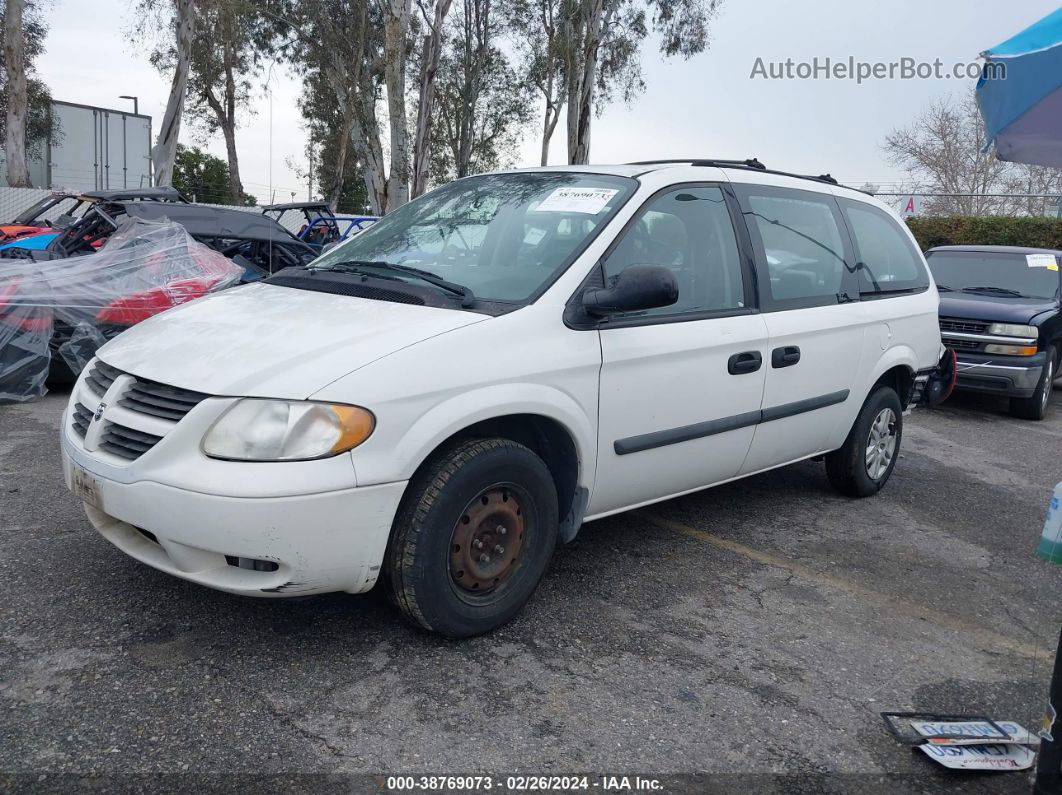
top-left (614, 389), bottom-right (850, 455)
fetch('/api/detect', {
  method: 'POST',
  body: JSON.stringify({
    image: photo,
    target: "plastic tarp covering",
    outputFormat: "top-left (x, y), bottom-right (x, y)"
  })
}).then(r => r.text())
top-left (0, 217), bottom-right (241, 402)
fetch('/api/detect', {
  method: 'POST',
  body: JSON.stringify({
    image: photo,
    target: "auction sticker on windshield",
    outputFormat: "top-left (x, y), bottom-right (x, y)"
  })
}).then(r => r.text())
top-left (533, 187), bottom-right (618, 214)
top-left (1026, 253), bottom-right (1058, 270)
top-left (71, 464), bottom-right (103, 510)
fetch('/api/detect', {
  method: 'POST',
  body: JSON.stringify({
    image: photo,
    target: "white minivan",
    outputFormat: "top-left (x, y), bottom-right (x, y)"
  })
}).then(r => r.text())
top-left (60, 160), bottom-right (942, 636)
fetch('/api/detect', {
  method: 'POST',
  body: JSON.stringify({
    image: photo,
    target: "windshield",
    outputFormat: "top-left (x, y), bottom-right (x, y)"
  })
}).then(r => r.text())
top-left (309, 172), bottom-right (635, 303)
top-left (925, 251), bottom-right (1061, 300)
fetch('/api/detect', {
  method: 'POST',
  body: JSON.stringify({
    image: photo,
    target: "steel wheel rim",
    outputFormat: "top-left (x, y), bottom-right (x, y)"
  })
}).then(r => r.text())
top-left (865, 407), bottom-right (897, 480)
top-left (448, 485), bottom-right (528, 598)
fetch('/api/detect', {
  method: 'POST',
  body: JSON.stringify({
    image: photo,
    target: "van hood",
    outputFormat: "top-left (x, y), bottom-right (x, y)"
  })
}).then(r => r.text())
top-left (96, 282), bottom-right (487, 398)
top-left (938, 292), bottom-right (1058, 325)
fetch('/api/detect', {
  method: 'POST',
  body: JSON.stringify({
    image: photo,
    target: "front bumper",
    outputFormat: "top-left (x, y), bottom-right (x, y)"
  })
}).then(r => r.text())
top-left (953, 352), bottom-right (1046, 398)
top-left (61, 436), bottom-right (407, 598)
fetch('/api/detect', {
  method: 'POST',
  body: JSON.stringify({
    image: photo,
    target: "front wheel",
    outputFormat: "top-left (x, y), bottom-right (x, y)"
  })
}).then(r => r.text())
top-left (1009, 348), bottom-right (1056, 421)
top-left (385, 438), bottom-right (559, 638)
top-left (825, 385), bottom-right (903, 497)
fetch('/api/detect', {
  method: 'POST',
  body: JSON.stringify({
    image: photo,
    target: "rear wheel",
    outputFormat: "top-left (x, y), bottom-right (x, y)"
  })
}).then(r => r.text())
top-left (385, 438), bottom-right (558, 638)
top-left (1009, 347), bottom-right (1056, 421)
top-left (825, 385), bottom-right (903, 497)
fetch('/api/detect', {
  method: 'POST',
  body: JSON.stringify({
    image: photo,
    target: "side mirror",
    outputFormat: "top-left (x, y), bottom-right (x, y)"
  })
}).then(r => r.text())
top-left (582, 264), bottom-right (679, 316)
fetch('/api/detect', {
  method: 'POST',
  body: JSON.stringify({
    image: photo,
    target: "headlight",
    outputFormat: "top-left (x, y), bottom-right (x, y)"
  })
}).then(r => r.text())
top-left (984, 344), bottom-right (1038, 356)
top-left (202, 399), bottom-right (375, 461)
top-left (988, 323), bottom-right (1037, 338)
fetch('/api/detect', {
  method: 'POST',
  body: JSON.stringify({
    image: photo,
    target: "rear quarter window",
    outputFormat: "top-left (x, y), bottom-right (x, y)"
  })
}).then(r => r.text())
top-left (840, 199), bottom-right (929, 297)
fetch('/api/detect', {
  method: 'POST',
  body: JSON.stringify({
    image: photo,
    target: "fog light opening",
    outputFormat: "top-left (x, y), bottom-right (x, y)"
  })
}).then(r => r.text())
top-left (134, 526), bottom-right (159, 545)
top-left (224, 555), bottom-right (279, 572)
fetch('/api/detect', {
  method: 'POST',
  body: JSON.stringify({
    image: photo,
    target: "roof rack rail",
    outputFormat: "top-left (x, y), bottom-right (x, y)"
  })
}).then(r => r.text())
top-left (627, 158), bottom-right (840, 187)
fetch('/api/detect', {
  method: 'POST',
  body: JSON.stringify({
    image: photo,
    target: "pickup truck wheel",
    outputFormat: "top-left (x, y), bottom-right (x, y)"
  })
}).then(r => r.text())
top-left (825, 384), bottom-right (903, 497)
top-left (385, 438), bottom-right (558, 638)
top-left (1009, 348), bottom-right (1055, 421)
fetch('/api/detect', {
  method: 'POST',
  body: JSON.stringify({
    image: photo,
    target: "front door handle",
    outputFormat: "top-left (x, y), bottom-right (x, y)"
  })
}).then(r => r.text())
top-left (728, 351), bottom-right (763, 375)
top-left (771, 346), bottom-right (801, 368)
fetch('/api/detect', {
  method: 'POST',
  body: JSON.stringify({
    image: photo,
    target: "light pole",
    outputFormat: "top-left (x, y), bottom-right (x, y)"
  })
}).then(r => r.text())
top-left (119, 95), bottom-right (139, 116)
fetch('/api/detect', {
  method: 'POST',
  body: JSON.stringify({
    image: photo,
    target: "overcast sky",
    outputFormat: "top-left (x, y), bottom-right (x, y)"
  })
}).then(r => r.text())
top-left (33, 0), bottom-right (1061, 204)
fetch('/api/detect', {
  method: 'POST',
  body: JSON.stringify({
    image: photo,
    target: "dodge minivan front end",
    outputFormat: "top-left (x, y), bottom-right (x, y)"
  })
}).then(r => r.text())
top-left (60, 358), bottom-right (407, 597)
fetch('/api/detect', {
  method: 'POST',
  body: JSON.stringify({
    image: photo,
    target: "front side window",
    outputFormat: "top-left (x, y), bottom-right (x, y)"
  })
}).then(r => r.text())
top-left (741, 189), bottom-right (848, 305)
top-left (842, 201), bottom-right (929, 296)
top-left (925, 250), bottom-right (1061, 300)
top-left (310, 172), bottom-right (635, 303)
top-left (601, 185), bottom-right (746, 318)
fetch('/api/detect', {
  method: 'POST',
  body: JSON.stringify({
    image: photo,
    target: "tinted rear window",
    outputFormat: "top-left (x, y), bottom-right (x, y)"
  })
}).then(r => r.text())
top-left (840, 201), bottom-right (929, 296)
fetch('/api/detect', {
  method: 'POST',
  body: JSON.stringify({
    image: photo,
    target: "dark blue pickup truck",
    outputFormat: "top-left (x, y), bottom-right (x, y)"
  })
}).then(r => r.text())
top-left (925, 245), bottom-right (1062, 420)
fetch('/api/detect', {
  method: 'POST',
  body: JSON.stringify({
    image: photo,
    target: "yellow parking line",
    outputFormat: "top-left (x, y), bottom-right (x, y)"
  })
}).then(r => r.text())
top-left (640, 511), bottom-right (1050, 661)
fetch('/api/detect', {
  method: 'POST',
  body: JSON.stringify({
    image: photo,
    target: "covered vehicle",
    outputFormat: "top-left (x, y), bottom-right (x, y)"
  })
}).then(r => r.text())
top-left (0, 187), bottom-right (189, 251)
top-left (39, 199), bottom-right (316, 278)
top-left (0, 192), bottom-right (78, 245)
top-left (0, 217), bottom-right (241, 402)
top-left (261, 201), bottom-right (377, 250)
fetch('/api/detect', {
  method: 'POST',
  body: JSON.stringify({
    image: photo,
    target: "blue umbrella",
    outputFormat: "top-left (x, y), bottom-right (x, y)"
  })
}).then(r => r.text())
top-left (977, 7), bottom-right (1062, 167)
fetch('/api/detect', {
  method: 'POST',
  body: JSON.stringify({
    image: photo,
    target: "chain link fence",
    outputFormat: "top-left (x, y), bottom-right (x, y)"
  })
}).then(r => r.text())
top-left (856, 191), bottom-right (1062, 219)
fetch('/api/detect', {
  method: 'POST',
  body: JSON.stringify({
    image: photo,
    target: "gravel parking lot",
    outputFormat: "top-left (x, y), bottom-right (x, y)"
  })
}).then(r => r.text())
top-left (1, 389), bottom-right (1059, 793)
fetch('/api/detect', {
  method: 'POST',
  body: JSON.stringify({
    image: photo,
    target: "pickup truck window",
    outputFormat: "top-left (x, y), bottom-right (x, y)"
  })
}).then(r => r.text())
top-left (926, 251), bottom-right (1061, 300)
top-left (309, 172), bottom-right (635, 304)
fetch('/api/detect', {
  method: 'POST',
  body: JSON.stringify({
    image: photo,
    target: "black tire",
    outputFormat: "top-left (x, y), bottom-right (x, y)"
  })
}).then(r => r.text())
top-left (825, 384), bottom-right (903, 497)
top-left (1009, 347), bottom-right (1056, 421)
top-left (385, 437), bottom-right (558, 638)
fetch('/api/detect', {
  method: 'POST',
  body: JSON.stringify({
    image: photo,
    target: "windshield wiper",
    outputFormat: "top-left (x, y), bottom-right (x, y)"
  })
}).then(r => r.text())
top-left (318, 260), bottom-right (476, 307)
top-left (935, 284), bottom-right (953, 291)
top-left (961, 286), bottom-right (1027, 298)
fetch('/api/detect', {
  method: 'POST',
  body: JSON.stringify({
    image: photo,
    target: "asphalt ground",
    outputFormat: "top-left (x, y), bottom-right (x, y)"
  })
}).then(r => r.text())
top-left (1, 387), bottom-right (1060, 794)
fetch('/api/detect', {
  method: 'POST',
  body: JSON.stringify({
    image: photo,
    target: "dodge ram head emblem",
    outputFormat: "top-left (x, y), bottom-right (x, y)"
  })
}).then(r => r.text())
top-left (93, 402), bottom-right (107, 422)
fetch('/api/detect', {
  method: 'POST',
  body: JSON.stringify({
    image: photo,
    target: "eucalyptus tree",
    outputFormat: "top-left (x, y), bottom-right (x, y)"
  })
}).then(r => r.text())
top-left (515, 0), bottom-right (721, 165)
top-left (267, 0), bottom-right (412, 215)
top-left (183, 0), bottom-right (274, 204)
top-left (430, 0), bottom-right (534, 181)
top-left (135, 0), bottom-right (197, 187)
top-left (1, 0), bottom-right (55, 186)
top-left (411, 0), bottom-right (453, 197)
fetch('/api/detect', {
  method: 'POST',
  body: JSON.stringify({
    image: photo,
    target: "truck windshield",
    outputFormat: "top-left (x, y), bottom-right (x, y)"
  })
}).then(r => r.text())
top-left (309, 172), bottom-right (635, 303)
top-left (925, 251), bottom-right (1061, 300)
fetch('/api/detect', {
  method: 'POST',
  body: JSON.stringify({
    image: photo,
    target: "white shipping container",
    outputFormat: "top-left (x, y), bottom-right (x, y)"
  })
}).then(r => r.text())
top-left (0, 100), bottom-right (152, 192)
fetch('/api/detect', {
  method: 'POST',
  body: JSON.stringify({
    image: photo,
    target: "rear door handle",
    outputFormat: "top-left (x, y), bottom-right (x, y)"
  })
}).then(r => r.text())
top-left (728, 351), bottom-right (763, 375)
top-left (771, 346), bottom-right (801, 368)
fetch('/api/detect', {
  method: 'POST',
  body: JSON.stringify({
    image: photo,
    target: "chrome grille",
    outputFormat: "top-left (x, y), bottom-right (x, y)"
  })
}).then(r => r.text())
top-left (71, 403), bottom-right (91, 438)
top-left (118, 378), bottom-right (208, 422)
top-left (939, 317), bottom-right (989, 334)
top-left (98, 424), bottom-right (164, 461)
top-left (944, 338), bottom-right (981, 351)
